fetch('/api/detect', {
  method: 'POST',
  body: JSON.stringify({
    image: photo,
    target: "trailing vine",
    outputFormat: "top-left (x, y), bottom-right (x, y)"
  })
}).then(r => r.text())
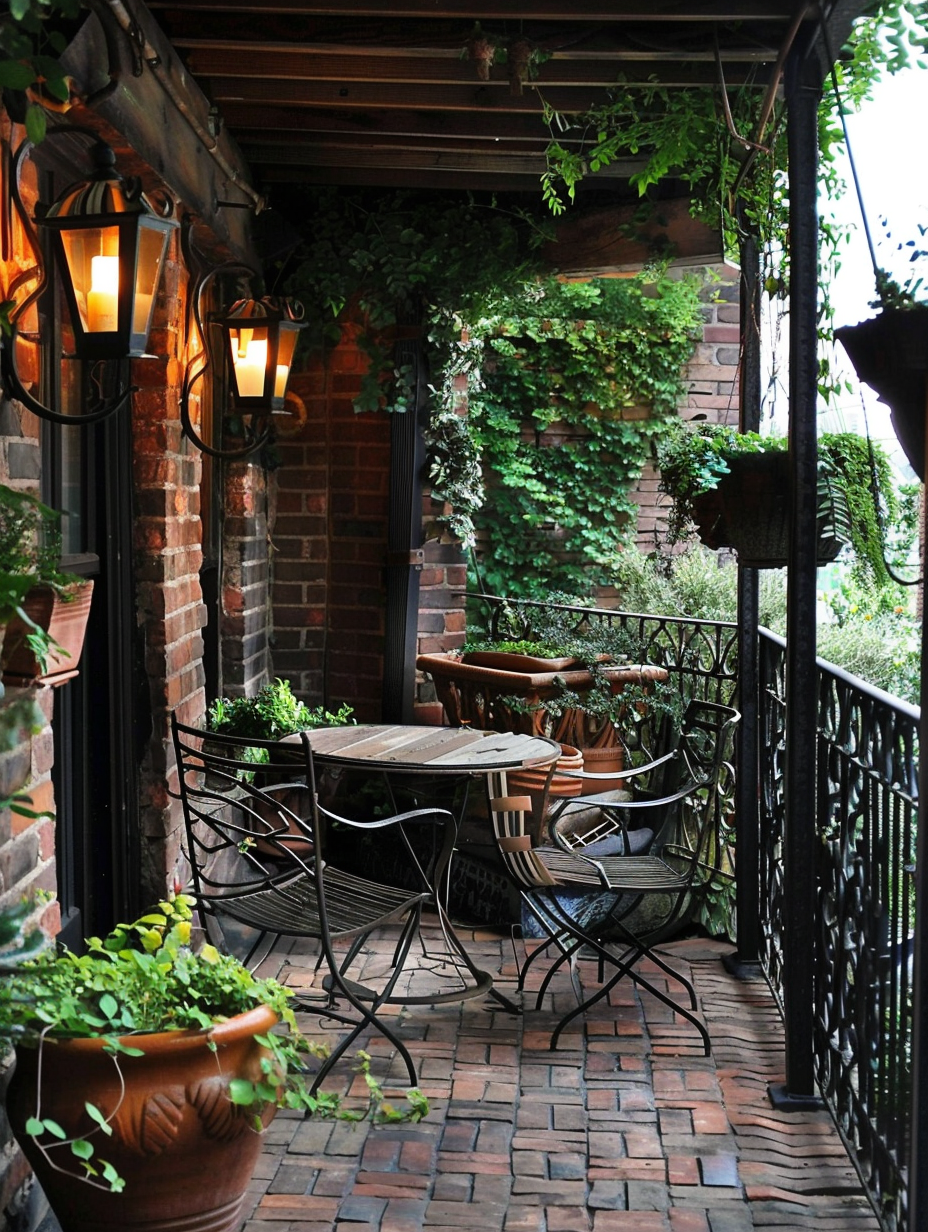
top-left (536, 1), bottom-right (928, 405)
top-left (457, 274), bottom-right (705, 598)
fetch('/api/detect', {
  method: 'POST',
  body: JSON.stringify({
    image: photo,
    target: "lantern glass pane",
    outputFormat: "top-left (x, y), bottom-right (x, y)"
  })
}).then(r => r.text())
top-left (131, 223), bottom-right (169, 341)
top-left (228, 324), bottom-right (270, 400)
top-left (60, 225), bottom-right (120, 333)
top-left (275, 327), bottom-right (299, 398)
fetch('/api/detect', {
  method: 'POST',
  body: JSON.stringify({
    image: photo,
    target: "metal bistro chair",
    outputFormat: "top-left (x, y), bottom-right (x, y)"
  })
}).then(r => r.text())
top-left (171, 714), bottom-right (492, 1091)
top-left (489, 701), bottom-right (739, 1052)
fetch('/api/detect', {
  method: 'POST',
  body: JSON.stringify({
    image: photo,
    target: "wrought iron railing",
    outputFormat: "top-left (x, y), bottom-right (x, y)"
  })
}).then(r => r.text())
top-left (759, 629), bottom-right (918, 1232)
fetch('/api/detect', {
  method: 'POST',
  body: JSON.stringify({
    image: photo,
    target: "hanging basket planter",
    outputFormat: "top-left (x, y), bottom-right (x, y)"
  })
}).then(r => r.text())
top-left (688, 453), bottom-right (846, 569)
top-left (836, 306), bottom-right (928, 481)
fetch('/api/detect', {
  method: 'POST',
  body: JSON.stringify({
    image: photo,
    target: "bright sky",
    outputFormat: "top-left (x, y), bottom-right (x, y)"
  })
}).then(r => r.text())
top-left (822, 66), bottom-right (928, 456)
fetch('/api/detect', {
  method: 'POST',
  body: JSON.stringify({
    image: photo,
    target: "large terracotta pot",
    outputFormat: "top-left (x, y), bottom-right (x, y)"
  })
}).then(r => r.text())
top-left (508, 743), bottom-right (583, 840)
top-left (1, 579), bottom-right (94, 685)
top-left (577, 743), bottom-right (625, 792)
top-left (6, 1003), bottom-right (279, 1232)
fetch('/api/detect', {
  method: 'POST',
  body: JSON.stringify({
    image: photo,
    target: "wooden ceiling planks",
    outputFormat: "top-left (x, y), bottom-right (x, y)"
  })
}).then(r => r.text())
top-left (144, 0), bottom-right (810, 195)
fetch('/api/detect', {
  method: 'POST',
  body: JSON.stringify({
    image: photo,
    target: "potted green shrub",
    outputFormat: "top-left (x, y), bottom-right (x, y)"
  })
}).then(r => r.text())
top-left (0, 484), bottom-right (93, 685)
top-left (655, 422), bottom-right (896, 581)
top-left (0, 894), bottom-right (425, 1232)
top-left (207, 677), bottom-right (353, 742)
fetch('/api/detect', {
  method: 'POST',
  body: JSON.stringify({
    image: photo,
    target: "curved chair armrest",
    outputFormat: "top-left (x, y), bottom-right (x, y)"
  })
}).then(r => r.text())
top-left (555, 748), bottom-right (678, 787)
top-left (548, 775), bottom-right (710, 852)
top-left (315, 804), bottom-right (458, 893)
top-left (317, 804), bottom-right (455, 832)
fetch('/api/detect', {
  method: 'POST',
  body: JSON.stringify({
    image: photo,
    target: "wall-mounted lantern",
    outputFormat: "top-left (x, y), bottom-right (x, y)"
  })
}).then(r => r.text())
top-left (181, 260), bottom-right (305, 459)
top-left (39, 143), bottom-right (177, 363)
top-left (1, 135), bottom-right (178, 425)
top-left (220, 297), bottom-right (304, 412)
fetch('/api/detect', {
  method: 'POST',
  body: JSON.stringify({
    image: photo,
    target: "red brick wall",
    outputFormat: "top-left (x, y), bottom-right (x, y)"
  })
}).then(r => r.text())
top-left (273, 325), bottom-right (391, 721)
top-left (132, 237), bottom-right (211, 894)
top-left (220, 460), bottom-right (271, 696)
top-left (0, 122), bottom-right (61, 1229)
top-left (629, 265), bottom-right (741, 557)
top-left (413, 497), bottom-right (468, 724)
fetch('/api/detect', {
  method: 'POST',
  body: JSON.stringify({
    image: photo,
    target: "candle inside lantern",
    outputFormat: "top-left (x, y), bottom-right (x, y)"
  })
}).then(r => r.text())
top-left (274, 364), bottom-right (289, 399)
top-left (86, 255), bottom-right (119, 332)
top-left (233, 336), bottom-right (268, 399)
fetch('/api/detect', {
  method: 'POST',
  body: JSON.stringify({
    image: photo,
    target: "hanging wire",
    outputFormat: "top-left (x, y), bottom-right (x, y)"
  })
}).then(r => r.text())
top-left (819, 16), bottom-right (921, 586)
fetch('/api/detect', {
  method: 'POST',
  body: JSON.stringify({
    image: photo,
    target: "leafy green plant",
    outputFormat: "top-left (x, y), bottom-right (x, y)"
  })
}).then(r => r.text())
top-left (207, 678), bottom-right (353, 742)
top-left (0, 0), bottom-right (81, 144)
top-left (0, 895), bottom-right (427, 1192)
top-left (536, 2), bottom-right (928, 407)
top-left (283, 188), bottom-right (549, 417)
top-left (655, 421), bottom-right (898, 587)
top-left (459, 274), bottom-right (704, 597)
top-left (0, 897), bottom-right (48, 970)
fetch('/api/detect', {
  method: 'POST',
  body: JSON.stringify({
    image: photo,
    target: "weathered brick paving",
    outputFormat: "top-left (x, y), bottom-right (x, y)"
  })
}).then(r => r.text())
top-left (245, 926), bottom-right (880, 1232)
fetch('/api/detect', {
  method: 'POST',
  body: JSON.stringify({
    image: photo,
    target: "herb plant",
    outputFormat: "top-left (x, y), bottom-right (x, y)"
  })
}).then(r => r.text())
top-left (207, 678), bottom-right (353, 741)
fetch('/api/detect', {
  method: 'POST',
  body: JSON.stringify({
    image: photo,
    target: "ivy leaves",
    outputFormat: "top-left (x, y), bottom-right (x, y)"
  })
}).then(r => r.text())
top-left (463, 275), bottom-right (704, 598)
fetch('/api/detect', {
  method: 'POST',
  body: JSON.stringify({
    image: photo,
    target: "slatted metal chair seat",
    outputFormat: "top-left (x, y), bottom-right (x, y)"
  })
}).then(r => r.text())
top-left (204, 865), bottom-right (425, 939)
top-left (489, 700), bottom-right (740, 1053)
top-left (171, 714), bottom-right (493, 1092)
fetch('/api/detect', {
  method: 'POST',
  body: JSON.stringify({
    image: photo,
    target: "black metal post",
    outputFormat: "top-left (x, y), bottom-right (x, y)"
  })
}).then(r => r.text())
top-left (908, 384), bottom-right (928, 1230)
top-left (382, 331), bottom-right (426, 723)
top-left (732, 209), bottom-right (762, 970)
top-left (769, 41), bottom-right (823, 1109)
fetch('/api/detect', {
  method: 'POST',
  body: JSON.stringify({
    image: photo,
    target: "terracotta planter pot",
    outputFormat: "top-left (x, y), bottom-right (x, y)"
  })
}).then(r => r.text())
top-left (836, 307), bottom-right (928, 481)
top-left (1, 579), bottom-right (94, 684)
top-left (577, 743), bottom-right (625, 792)
top-left (6, 1003), bottom-right (279, 1232)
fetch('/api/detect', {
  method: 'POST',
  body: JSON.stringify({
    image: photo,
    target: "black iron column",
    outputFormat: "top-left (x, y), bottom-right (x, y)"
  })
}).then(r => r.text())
top-left (733, 209), bottom-right (762, 970)
top-left (908, 389), bottom-right (928, 1230)
top-left (382, 330), bottom-right (426, 723)
top-left (771, 40), bottom-right (822, 1107)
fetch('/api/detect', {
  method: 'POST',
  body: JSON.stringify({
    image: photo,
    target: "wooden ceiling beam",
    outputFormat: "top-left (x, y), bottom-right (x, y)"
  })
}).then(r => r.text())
top-left (236, 141), bottom-right (644, 177)
top-left (149, 1), bottom-right (792, 21)
top-left (254, 164), bottom-right (618, 191)
top-left (215, 102), bottom-right (572, 142)
top-left (206, 69), bottom-right (753, 111)
top-left (178, 44), bottom-right (777, 81)
top-left (239, 130), bottom-right (554, 153)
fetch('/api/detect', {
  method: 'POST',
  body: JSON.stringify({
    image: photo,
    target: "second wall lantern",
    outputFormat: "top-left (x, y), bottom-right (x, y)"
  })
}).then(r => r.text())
top-left (220, 296), bottom-right (304, 413)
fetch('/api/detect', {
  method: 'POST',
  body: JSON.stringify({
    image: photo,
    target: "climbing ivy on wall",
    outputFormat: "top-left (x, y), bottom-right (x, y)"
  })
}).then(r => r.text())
top-left (456, 275), bottom-right (705, 599)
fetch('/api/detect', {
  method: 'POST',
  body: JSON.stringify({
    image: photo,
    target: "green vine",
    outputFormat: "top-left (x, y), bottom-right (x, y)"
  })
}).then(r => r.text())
top-left (283, 189), bottom-right (550, 415)
top-left (457, 274), bottom-right (705, 598)
top-left (536, 2), bottom-right (928, 404)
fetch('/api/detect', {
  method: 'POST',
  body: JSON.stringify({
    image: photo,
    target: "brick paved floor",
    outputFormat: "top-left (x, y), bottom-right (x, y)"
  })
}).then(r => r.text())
top-left (243, 920), bottom-right (880, 1232)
